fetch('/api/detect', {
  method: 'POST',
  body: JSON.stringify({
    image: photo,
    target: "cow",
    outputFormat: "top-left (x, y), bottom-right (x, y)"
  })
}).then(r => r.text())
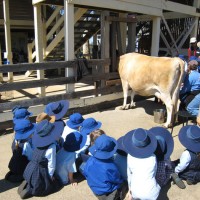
top-left (118, 52), bottom-right (185, 128)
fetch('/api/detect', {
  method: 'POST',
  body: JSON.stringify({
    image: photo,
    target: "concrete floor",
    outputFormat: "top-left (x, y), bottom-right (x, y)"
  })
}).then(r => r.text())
top-left (0, 98), bottom-right (199, 200)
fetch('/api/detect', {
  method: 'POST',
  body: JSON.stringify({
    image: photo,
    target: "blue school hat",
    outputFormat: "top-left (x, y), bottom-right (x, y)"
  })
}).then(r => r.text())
top-left (80, 118), bottom-right (102, 135)
top-left (45, 100), bottom-right (69, 120)
top-left (116, 136), bottom-right (127, 156)
top-left (189, 56), bottom-right (197, 61)
top-left (89, 134), bottom-right (118, 159)
top-left (179, 125), bottom-right (200, 153)
top-left (12, 105), bottom-right (28, 113)
top-left (122, 128), bottom-right (157, 158)
top-left (149, 127), bottom-right (174, 160)
top-left (32, 119), bottom-right (63, 148)
top-left (63, 131), bottom-right (87, 152)
top-left (66, 113), bottom-right (84, 129)
top-left (14, 119), bottom-right (36, 140)
top-left (178, 55), bottom-right (186, 61)
top-left (13, 108), bottom-right (33, 120)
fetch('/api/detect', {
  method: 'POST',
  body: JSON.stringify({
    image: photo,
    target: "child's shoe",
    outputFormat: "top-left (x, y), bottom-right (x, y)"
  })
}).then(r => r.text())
top-left (171, 173), bottom-right (186, 189)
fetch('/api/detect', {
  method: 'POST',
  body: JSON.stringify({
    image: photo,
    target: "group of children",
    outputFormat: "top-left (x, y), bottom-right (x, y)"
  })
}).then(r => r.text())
top-left (5, 100), bottom-right (200, 199)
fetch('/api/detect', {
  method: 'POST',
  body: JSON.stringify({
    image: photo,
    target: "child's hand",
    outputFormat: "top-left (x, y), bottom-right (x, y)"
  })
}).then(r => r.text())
top-left (70, 179), bottom-right (78, 186)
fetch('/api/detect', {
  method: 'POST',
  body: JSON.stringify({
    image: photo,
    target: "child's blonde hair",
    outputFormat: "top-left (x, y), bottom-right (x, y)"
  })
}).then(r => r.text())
top-left (90, 129), bottom-right (105, 146)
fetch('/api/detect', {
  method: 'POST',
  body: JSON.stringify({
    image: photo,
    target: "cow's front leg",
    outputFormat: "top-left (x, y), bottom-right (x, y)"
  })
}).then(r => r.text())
top-left (130, 90), bottom-right (136, 109)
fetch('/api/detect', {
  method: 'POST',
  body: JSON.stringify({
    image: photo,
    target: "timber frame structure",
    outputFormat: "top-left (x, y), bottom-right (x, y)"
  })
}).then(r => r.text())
top-left (0, 0), bottom-right (200, 96)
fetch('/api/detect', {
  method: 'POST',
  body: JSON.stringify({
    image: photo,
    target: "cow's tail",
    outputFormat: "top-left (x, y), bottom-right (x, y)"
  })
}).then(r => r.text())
top-left (171, 59), bottom-right (185, 124)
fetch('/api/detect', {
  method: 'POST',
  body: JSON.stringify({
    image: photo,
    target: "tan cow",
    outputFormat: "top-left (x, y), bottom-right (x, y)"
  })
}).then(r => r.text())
top-left (119, 52), bottom-right (185, 128)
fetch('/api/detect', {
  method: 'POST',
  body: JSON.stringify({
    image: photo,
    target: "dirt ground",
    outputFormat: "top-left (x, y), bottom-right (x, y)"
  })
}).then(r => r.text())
top-left (0, 98), bottom-right (199, 200)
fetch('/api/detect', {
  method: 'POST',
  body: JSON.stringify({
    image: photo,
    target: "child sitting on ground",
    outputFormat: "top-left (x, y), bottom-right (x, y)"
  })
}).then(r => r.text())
top-left (55, 131), bottom-right (87, 186)
top-left (83, 134), bottom-right (126, 200)
top-left (150, 127), bottom-right (177, 188)
top-left (122, 128), bottom-right (161, 200)
top-left (5, 119), bottom-right (36, 183)
top-left (18, 119), bottom-right (63, 199)
top-left (172, 125), bottom-right (200, 187)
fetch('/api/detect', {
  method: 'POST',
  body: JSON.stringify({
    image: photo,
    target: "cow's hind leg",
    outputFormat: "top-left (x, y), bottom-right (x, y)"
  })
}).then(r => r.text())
top-left (120, 79), bottom-right (129, 110)
top-left (130, 90), bottom-right (136, 109)
top-left (155, 92), bottom-right (173, 128)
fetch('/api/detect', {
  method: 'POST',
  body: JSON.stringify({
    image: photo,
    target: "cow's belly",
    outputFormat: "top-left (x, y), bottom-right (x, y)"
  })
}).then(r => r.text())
top-left (130, 85), bottom-right (158, 97)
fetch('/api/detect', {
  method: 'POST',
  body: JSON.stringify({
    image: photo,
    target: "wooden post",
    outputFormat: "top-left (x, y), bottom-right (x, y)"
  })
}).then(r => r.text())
top-left (190, 0), bottom-right (200, 38)
top-left (151, 17), bottom-right (161, 56)
top-left (64, 1), bottom-right (74, 93)
top-left (34, 4), bottom-right (45, 97)
top-left (111, 21), bottom-right (117, 72)
top-left (119, 13), bottom-right (127, 54)
top-left (101, 11), bottom-right (110, 87)
top-left (3, 0), bottom-right (13, 82)
top-left (0, 43), bottom-right (3, 82)
top-left (127, 22), bottom-right (136, 53)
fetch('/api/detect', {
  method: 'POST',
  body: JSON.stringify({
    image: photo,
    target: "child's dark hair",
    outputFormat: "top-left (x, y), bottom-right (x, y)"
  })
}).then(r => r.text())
top-left (90, 129), bottom-right (105, 146)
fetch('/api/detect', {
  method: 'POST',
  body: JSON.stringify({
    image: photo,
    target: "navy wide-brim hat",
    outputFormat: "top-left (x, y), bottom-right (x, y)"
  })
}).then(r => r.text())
top-left (45, 100), bottom-right (69, 120)
top-left (81, 118), bottom-right (102, 135)
top-left (122, 128), bottom-right (157, 158)
top-left (149, 127), bottom-right (174, 160)
top-left (179, 125), bottom-right (200, 153)
top-left (32, 119), bottom-right (64, 148)
top-left (66, 113), bottom-right (84, 129)
top-left (63, 131), bottom-right (87, 152)
top-left (89, 134), bottom-right (118, 159)
top-left (14, 119), bottom-right (36, 140)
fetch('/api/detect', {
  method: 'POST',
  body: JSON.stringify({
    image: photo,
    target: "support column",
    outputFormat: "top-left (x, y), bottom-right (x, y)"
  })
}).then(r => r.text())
top-left (64, 1), bottom-right (74, 93)
top-left (101, 11), bottom-right (110, 86)
top-left (34, 4), bottom-right (45, 97)
top-left (3, 0), bottom-right (13, 82)
top-left (119, 13), bottom-right (127, 54)
top-left (151, 17), bottom-right (161, 56)
top-left (127, 22), bottom-right (136, 53)
top-left (0, 44), bottom-right (3, 82)
top-left (190, 0), bottom-right (200, 38)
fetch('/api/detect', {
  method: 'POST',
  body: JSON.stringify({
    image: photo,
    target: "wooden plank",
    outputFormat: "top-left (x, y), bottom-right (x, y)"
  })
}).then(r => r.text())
top-left (33, 0), bottom-right (63, 6)
top-left (0, 85), bottom-right (122, 112)
top-left (105, 16), bottom-right (137, 23)
top-left (106, 79), bottom-right (121, 86)
top-left (111, 21), bottom-right (117, 72)
top-left (0, 59), bottom-right (110, 73)
top-left (0, 77), bottom-right (75, 92)
top-left (0, 72), bottom-right (119, 92)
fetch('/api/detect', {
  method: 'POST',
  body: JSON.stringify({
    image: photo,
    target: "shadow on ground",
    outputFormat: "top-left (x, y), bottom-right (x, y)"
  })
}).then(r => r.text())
top-left (0, 178), bottom-right (20, 193)
top-left (157, 182), bottom-right (171, 200)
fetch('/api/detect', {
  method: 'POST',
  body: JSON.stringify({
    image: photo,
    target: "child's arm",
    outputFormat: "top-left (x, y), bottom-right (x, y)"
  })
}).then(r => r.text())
top-left (68, 172), bottom-right (77, 186)
top-left (175, 150), bottom-right (191, 174)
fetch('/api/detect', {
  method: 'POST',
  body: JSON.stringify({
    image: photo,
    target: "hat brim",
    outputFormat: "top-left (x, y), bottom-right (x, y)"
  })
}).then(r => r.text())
top-left (66, 120), bottom-right (83, 129)
top-left (64, 133), bottom-right (88, 152)
top-left (179, 125), bottom-right (200, 153)
top-left (46, 100), bottom-right (69, 120)
top-left (33, 121), bottom-right (64, 148)
top-left (15, 123), bottom-right (36, 140)
top-left (149, 127), bottom-right (174, 159)
top-left (122, 130), bottom-right (157, 158)
top-left (81, 121), bottom-right (102, 135)
top-left (89, 137), bottom-right (118, 159)
top-left (13, 111), bottom-right (33, 121)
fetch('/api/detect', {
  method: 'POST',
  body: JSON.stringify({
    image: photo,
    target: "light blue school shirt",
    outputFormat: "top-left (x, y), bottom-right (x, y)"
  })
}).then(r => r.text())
top-left (55, 148), bottom-right (77, 184)
top-left (181, 70), bottom-right (200, 94)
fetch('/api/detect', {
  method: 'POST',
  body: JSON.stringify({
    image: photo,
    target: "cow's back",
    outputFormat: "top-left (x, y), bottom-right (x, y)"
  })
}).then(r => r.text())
top-left (119, 53), bottom-right (184, 96)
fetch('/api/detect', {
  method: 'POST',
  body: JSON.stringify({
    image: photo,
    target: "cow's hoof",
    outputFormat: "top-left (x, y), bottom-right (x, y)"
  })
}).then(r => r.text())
top-left (162, 123), bottom-right (173, 129)
top-left (129, 104), bottom-right (136, 109)
top-left (119, 106), bottom-right (126, 110)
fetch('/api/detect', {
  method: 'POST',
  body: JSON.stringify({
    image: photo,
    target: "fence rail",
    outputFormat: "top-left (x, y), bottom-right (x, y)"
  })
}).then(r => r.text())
top-left (0, 59), bottom-right (121, 113)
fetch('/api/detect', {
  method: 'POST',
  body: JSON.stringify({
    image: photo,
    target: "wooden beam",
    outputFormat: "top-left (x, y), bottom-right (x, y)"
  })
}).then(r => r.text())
top-left (0, 19), bottom-right (34, 27)
top-left (34, 4), bottom-right (45, 97)
top-left (69, 0), bottom-right (162, 16)
top-left (151, 17), bottom-right (161, 56)
top-left (3, 0), bottom-right (13, 82)
top-left (0, 85), bottom-right (122, 112)
top-left (32, 0), bottom-right (63, 6)
top-left (0, 60), bottom-right (110, 73)
top-left (105, 16), bottom-right (137, 23)
top-left (65, 1), bottom-right (75, 93)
